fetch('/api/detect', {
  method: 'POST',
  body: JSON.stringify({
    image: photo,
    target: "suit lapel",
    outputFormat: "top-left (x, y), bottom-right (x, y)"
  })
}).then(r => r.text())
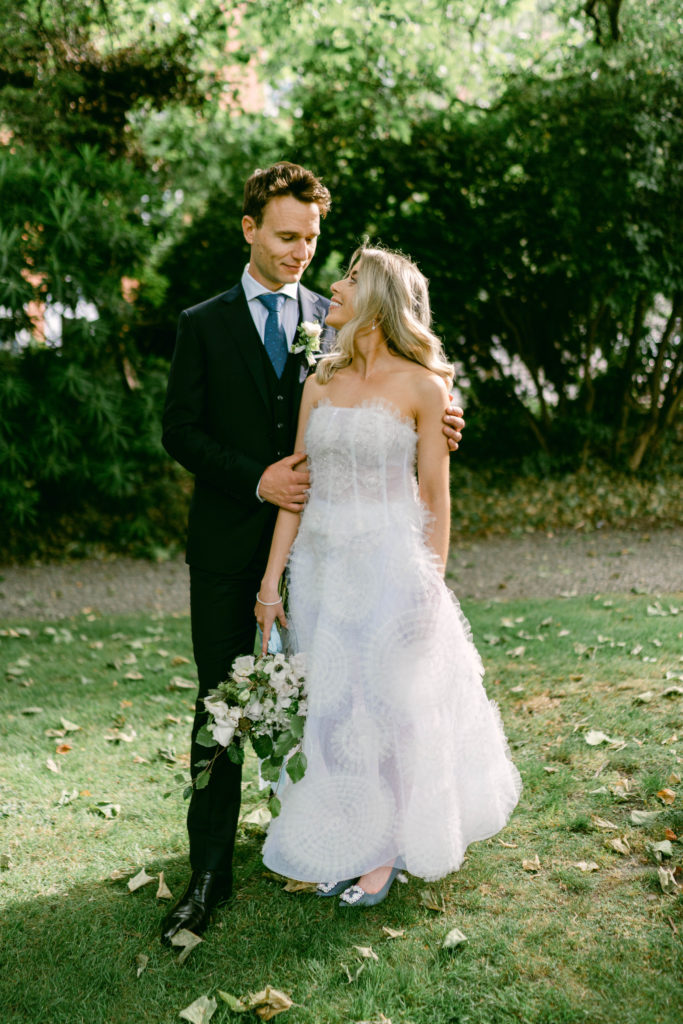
top-left (220, 284), bottom-right (270, 411)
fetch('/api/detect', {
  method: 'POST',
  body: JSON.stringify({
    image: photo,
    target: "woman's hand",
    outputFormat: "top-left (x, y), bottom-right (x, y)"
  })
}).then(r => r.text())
top-left (254, 584), bottom-right (289, 655)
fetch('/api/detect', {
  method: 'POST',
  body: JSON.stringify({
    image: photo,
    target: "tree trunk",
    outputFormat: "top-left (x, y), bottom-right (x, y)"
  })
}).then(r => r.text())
top-left (628, 295), bottom-right (682, 471)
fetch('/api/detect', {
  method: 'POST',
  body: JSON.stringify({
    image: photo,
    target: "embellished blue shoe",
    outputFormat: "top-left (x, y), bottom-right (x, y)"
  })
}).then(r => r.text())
top-left (316, 878), bottom-right (359, 898)
top-left (339, 867), bottom-right (400, 907)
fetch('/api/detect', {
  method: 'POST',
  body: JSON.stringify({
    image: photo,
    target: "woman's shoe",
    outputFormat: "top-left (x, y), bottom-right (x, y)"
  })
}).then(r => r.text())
top-left (316, 878), bottom-right (358, 898)
top-left (339, 867), bottom-right (400, 907)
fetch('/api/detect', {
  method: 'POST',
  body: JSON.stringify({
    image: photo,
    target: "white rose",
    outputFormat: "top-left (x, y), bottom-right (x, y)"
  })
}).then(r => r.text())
top-left (244, 700), bottom-right (263, 721)
top-left (211, 719), bottom-right (237, 747)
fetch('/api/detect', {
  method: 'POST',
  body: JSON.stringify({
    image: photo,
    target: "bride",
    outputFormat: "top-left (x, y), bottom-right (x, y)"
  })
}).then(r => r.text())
top-left (255, 245), bottom-right (521, 906)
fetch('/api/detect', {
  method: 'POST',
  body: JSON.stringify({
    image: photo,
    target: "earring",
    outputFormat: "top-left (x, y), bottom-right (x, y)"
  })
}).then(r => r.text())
top-left (371, 320), bottom-right (377, 329)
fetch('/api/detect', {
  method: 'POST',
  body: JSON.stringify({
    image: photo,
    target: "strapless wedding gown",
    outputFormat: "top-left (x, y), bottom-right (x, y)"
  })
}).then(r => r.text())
top-left (262, 401), bottom-right (522, 882)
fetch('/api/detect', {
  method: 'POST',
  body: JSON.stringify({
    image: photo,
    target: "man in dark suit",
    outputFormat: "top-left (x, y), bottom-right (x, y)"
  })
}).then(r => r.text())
top-left (160, 162), bottom-right (464, 944)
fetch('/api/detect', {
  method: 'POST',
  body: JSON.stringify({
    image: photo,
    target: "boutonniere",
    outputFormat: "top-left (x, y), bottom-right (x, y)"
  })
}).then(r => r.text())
top-left (292, 320), bottom-right (323, 366)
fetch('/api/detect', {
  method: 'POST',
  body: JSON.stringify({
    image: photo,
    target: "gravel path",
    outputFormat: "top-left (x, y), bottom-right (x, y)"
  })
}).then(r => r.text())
top-left (1, 528), bottom-right (681, 621)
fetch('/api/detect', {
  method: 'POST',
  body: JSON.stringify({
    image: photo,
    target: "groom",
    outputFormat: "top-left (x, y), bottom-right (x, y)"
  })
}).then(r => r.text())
top-left (160, 161), bottom-right (465, 945)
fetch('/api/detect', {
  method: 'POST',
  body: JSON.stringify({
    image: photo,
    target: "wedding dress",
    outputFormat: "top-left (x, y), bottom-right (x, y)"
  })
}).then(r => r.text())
top-left (262, 400), bottom-right (522, 883)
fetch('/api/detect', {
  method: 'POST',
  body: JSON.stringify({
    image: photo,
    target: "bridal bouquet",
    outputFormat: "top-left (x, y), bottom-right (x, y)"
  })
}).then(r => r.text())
top-left (196, 652), bottom-right (308, 815)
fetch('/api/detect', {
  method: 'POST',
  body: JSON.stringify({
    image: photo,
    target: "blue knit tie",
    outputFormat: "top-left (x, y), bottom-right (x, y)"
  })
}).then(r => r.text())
top-left (257, 292), bottom-right (288, 378)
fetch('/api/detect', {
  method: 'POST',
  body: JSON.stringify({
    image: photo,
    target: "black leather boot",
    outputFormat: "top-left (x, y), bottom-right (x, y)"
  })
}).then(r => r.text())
top-left (160, 869), bottom-right (232, 946)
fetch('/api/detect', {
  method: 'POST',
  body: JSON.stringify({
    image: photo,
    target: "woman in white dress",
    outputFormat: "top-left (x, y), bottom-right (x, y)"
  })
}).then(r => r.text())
top-left (255, 246), bottom-right (521, 907)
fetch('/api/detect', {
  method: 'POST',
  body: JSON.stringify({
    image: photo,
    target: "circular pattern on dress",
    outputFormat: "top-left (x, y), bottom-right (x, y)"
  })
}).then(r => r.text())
top-left (402, 793), bottom-right (466, 880)
top-left (270, 774), bottom-right (397, 880)
top-left (329, 713), bottom-right (392, 771)
top-left (305, 626), bottom-right (351, 715)
top-left (319, 538), bottom-right (382, 623)
top-left (365, 602), bottom-right (453, 713)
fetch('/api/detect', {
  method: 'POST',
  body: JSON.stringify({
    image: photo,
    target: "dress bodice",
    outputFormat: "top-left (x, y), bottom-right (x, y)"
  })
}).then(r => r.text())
top-left (302, 401), bottom-right (421, 536)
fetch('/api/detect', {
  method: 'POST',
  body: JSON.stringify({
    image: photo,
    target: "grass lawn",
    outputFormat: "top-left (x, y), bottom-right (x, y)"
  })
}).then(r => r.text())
top-left (0, 593), bottom-right (682, 1024)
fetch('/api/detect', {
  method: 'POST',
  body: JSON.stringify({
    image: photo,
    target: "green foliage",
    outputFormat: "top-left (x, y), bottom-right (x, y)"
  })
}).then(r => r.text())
top-left (0, 348), bottom-right (189, 561)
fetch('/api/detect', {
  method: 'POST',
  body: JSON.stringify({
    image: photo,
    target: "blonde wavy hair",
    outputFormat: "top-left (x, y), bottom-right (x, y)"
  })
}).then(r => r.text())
top-left (316, 245), bottom-right (453, 386)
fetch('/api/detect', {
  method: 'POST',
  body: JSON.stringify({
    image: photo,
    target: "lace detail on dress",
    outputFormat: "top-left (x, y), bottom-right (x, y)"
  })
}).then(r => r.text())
top-left (262, 401), bottom-right (522, 883)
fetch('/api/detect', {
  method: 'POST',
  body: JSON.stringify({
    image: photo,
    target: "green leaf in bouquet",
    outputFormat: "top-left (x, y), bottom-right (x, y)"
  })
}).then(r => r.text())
top-left (285, 750), bottom-right (307, 784)
top-left (196, 724), bottom-right (217, 748)
top-left (194, 759), bottom-right (210, 769)
top-left (195, 769), bottom-right (211, 790)
top-left (268, 794), bottom-right (282, 817)
top-left (272, 730), bottom-right (295, 758)
top-left (251, 733), bottom-right (273, 759)
top-left (259, 757), bottom-right (283, 783)
top-left (227, 744), bottom-right (245, 765)
top-left (183, 786), bottom-right (193, 800)
top-left (289, 715), bottom-right (305, 740)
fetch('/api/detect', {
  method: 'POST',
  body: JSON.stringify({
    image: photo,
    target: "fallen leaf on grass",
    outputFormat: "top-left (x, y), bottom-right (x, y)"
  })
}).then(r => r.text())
top-left (355, 1015), bottom-right (392, 1024)
top-left (353, 945), bottom-right (379, 961)
top-left (249, 987), bottom-right (294, 1020)
top-left (46, 758), bottom-right (60, 774)
top-left (651, 841), bottom-right (673, 861)
top-left (218, 987), bottom-right (294, 1019)
top-left (282, 879), bottom-right (317, 893)
top-left (497, 839), bottom-right (518, 848)
top-left (20, 706), bottom-right (43, 715)
top-left (442, 927), bottom-right (468, 949)
top-left (128, 867), bottom-right (156, 892)
top-left (610, 778), bottom-right (634, 800)
top-left (573, 861), bottom-right (600, 872)
top-left (420, 888), bottom-right (446, 912)
top-left (658, 867), bottom-right (680, 896)
top-left (591, 815), bottom-right (618, 830)
top-left (382, 926), bottom-right (405, 939)
top-left (171, 655), bottom-right (191, 666)
top-left (664, 828), bottom-right (678, 841)
top-left (179, 994), bottom-right (217, 1023)
top-left (57, 788), bottom-right (79, 806)
top-left (60, 717), bottom-right (81, 732)
top-left (171, 928), bottom-right (203, 964)
top-left (341, 963), bottom-right (366, 984)
top-left (662, 686), bottom-right (683, 698)
top-left (584, 730), bottom-right (612, 746)
top-left (157, 871), bottom-right (173, 900)
top-left (242, 806), bottom-right (272, 828)
top-left (169, 676), bottom-right (195, 691)
top-left (522, 854), bottom-right (541, 872)
top-left (607, 837), bottom-right (631, 855)
top-left (55, 743), bottom-right (72, 755)
top-left (633, 692), bottom-right (654, 704)
top-left (135, 953), bottom-right (149, 978)
top-left (657, 788), bottom-right (676, 805)
top-left (631, 809), bottom-right (662, 825)
top-left (110, 869), bottom-right (127, 881)
top-left (91, 802), bottom-right (120, 818)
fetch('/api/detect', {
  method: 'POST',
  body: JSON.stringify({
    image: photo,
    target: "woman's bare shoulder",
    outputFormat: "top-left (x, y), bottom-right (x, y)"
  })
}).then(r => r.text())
top-left (407, 366), bottom-right (450, 408)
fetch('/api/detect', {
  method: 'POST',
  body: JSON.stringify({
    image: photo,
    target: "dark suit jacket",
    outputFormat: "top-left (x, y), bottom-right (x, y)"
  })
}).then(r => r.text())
top-left (162, 281), bottom-right (332, 574)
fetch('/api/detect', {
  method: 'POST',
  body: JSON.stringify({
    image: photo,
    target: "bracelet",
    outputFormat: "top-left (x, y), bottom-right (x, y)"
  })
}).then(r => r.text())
top-left (256, 592), bottom-right (283, 607)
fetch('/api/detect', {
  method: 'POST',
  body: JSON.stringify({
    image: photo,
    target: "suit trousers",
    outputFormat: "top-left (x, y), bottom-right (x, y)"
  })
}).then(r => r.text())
top-left (187, 564), bottom-right (261, 874)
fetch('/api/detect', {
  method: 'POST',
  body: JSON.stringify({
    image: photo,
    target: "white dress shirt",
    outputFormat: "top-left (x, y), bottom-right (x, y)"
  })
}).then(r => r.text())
top-left (240, 266), bottom-right (300, 502)
top-left (241, 265), bottom-right (299, 348)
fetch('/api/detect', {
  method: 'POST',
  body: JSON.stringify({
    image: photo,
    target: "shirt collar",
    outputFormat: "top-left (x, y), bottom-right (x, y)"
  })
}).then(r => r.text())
top-left (241, 265), bottom-right (299, 303)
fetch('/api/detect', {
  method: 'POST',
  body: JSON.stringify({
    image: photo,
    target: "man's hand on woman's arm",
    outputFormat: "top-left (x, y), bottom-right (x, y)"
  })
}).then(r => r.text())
top-left (442, 399), bottom-right (465, 452)
top-left (257, 453), bottom-right (310, 511)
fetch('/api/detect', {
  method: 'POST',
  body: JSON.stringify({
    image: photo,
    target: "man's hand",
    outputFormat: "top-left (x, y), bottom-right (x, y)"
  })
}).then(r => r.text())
top-left (443, 400), bottom-right (465, 452)
top-left (258, 452), bottom-right (310, 511)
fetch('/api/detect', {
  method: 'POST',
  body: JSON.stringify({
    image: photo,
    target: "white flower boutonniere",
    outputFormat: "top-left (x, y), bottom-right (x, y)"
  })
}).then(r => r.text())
top-left (292, 320), bottom-right (323, 366)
